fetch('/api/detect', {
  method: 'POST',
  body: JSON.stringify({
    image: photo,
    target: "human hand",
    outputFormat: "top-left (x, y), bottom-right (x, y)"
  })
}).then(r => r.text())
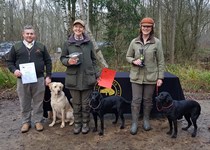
top-left (45, 77), bottom-right (51, 86)
top-left (68, 57), bottom-right (78, 65)
top-left (132, 59), bottom-right (141, 66)
top-left (156, 79), bottom-right (163, 87)
top-left (14, 70), bottom-right (22, 78)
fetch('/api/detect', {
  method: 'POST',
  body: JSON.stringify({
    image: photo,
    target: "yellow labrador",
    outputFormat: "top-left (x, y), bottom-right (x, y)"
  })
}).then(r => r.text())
top-left (48, 82), bottom-right (74, 128)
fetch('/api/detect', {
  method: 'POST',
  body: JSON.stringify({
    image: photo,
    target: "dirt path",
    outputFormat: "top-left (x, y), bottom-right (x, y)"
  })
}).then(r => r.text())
top-left (0, 92), bottom-right (210, 150)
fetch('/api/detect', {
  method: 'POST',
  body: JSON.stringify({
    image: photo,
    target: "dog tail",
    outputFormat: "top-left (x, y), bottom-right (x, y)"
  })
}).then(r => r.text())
top-left (196, 102), bottom-right (201, 118)
top-left (121, 96), bottom-right (131, 104)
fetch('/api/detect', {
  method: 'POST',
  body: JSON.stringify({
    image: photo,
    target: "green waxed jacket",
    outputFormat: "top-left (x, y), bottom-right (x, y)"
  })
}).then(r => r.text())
top-left (60, 34), bottom-right (99, 90)
top-left (126, 35), bottom-right (165, 84)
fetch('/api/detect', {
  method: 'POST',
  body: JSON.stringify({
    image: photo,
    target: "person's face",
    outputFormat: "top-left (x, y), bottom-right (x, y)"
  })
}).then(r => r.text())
top-left (73, 24), bottom-right (85, 36)
top-left (22, 29), bottom-right (36, 43)
top-left (141, 25), bottom-right (153, 35)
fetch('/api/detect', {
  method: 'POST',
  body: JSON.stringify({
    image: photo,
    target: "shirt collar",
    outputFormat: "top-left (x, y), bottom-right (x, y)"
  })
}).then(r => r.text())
top-left (23, 40), bottom-right (34, 45)
top-left (74, 35), bottom-right (84, 41)
top-left (23, 40), bottom-right (35, 49)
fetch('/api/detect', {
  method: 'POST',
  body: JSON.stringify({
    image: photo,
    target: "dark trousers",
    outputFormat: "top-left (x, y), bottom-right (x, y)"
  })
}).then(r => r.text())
top-left (131, 83), bottom-right (155, 109)
top-left (69, 89), bottom-right (92, 124)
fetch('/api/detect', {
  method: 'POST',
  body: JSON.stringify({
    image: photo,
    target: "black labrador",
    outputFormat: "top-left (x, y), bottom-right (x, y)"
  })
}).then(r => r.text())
top-left (155, 91), bottom-right (201, 138)
top-left (89, 91), bottom-right (130, 135)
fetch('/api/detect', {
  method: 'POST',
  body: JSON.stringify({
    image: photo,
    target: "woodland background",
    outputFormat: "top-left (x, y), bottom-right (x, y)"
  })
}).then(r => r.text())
top-left (1, 0), bottom-right (210, 67)
top-left (1, 0), bottom-right (210, 92)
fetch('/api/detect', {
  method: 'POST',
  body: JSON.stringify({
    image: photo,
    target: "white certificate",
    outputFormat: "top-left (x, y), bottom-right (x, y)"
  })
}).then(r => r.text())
top-left (19, 62), bottom-right (37, 84)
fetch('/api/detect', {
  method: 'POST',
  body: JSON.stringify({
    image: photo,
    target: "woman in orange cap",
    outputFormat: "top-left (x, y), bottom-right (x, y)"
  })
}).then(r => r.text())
top-left (126, 17), bottom-right (165, 135)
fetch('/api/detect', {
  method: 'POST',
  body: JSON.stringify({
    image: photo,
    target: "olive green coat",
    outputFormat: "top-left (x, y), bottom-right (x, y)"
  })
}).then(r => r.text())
top-left (60, 34), bottom-right (98, 90)
top-left (126, 36), bottom-right (165, 84)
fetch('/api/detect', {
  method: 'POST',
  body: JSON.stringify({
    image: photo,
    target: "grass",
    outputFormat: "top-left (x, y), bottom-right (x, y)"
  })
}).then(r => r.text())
top-left (0, 66), bottom-right (16, 88)
top-left (1, 61), bottom-right (210, 93)
top-left (166, 64), bottom-right (210, 92)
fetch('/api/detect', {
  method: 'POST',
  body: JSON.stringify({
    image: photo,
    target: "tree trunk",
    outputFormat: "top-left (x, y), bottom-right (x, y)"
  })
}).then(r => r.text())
top-left (158, 0), bottom-right (162, 42)
top-left (31, 0), bottom-right (36, 26)
top-left (9, 0), bottom-right (15, 40)
top-left (78, 0), bottom-right (108, 68)
top-left (170, 0), bottom-right (177, 64)
top-left (2, 0), bottom-right (6, 41)
top-left (21, 0), bottom-right (26, 25)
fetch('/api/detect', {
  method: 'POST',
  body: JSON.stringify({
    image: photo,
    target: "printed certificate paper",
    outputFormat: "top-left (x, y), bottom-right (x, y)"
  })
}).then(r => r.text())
top-left (19, 62), bottom-right (37, 84)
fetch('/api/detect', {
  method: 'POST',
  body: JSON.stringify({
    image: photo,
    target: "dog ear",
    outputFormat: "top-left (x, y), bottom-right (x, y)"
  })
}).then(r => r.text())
top-left (99, 92), bottom-right (103, 100)
top-left (166, 93), bottom-right (173, 103)
top-left (60, 83), bottom-right (64, 90)
top-left (48, 82), bottom-right (53, 91)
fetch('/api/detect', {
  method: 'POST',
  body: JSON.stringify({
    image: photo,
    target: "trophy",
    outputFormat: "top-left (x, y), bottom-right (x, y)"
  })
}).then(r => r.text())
top-left (67, 52), bottom-right (82, 65)
top-left (139, 49), bottom-right (145, 67)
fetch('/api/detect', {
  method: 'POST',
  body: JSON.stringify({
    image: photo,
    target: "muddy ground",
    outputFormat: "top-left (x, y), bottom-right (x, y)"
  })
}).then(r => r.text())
top-left (0, 89), bottom-right (210, 150)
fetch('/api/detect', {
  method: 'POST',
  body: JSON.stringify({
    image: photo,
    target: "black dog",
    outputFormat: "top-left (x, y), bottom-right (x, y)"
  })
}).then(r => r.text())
top-left (155, 91), bottom-right (201, 138)
top-left (89, 91), bottom-right (130, 135)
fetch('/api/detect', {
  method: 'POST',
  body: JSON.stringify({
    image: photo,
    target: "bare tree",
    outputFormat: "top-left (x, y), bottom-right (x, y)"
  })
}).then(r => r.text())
top-left (78, 0), bottom-right (108, 68)
top-left (169, 0), bottom-right (177, 64)
top-left (158, 0), bottom-right (162, 42)
top-left (2, 0), bottom-right (6, 41)
top-left (31, 0), bottom-right (36, 25)
top-left (21, 0), bottom-right (26, 25)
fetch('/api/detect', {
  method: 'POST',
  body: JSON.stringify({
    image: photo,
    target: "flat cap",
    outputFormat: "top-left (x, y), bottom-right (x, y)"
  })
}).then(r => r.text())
top-left (140, 17), bottom-right (154, 26)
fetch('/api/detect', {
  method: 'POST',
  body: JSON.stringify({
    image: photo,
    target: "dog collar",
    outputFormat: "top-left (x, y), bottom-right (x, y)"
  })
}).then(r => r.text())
top-left (89, 100), bottom-right (102, 110)
top-left (156, 101), bottom-right (174, 112)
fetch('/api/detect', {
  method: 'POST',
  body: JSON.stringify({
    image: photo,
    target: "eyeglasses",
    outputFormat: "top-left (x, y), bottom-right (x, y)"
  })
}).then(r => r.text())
top-left (142, 25), bottom-right (152, 28)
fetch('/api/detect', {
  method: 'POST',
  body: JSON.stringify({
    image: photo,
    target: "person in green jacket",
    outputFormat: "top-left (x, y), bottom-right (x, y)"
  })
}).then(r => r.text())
top-left (126, 17), bottom-right (165, 135)
top-left (60, 19), bottom-right (99, 134)
top-left (7, 25), bottom-right (52, 133)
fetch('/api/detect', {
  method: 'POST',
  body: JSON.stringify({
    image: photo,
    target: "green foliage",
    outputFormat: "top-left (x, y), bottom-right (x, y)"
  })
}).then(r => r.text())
top-left (52, 60), bottom-right (66, 72)
top-left (0, 67), bottom-right (16, 88)
top-left (0, 60), bottom-right (66, 88)
top-left (166, 64), bottom-right (210, 92)
top-left (1, 62), bottom-right (210, 93)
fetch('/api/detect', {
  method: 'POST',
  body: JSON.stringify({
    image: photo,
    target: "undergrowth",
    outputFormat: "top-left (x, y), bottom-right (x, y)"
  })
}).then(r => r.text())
top-left (166, 64), bottom-right (210, 92)
top-left (1, 61), bottom-right (210, 93)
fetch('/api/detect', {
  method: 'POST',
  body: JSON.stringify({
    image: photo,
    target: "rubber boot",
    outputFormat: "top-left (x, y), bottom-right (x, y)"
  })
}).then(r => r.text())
top-left (82, 123), bottom-right (90, 134)
top-left (74, 123), bottom-right (82, 134)
top-left (143, 107), bottom-right (152, 131)
top-left (130, 106), bottom-right (140, 135)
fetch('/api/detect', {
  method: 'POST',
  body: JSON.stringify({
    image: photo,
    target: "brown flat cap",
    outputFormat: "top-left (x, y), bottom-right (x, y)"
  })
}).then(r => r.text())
top-left (140, 17), bottom-right (154, 26)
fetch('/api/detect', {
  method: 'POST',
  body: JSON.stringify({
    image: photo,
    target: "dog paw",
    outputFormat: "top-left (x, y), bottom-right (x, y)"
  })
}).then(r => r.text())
top-left (69, 121), bottom-right (74, 126)
top-left (182, 127), bottom-right (188, 131)
top-left (60, 123), bottom-right (65, 128)
top-left (191, 133), bottom-right (196, 137)
top-left (92, 128), bottom-right (97, 132)
top-left (49, 122), bottom-right (55, 127)
top-left (56, 120), bottom-right (62, 123)
top-left (171, 134), bottom-right (177, 138)
top-left (99, 132), bottom-right (103, 136)
top-left (112, 121), bottom-right (117, 124)
top-left (166, 131), bottom-right (172, 135)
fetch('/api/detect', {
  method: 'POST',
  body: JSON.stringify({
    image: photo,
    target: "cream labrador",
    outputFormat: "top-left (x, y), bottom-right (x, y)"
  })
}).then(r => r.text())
top-left (48, 82), bottom-right (74, 128)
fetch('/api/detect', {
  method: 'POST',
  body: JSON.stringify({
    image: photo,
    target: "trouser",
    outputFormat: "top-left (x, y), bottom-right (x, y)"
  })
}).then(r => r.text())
top-left (17, 77), bottom-right (45, 124)
top-left (131, 83), bottom-right (155, 114)
top-left (70, 89), bottom-right (92, 125)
